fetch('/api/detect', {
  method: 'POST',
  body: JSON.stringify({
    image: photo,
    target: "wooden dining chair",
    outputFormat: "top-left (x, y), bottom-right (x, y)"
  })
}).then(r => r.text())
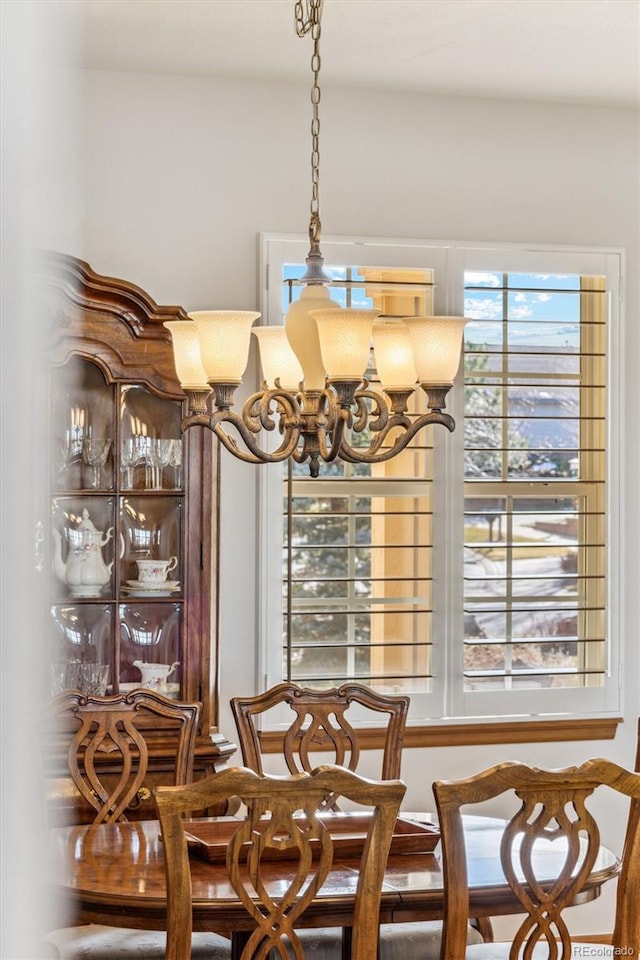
top-left (231, 682), bottom-right (488, 957)
top-left (44, 689), bottom-right (232, 959)
top-left (43, 688), bottom-right (201, 824)
top-left (433, 758), bottom-right (640, 960)
top-left (231, 682), bottom-right (410, 810)
top-left (154, 764), bottom-right (406, 960)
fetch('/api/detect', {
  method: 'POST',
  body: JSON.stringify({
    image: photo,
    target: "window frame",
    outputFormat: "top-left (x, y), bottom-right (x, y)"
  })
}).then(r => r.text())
top-left (257, 234), bottom-right (624, 740)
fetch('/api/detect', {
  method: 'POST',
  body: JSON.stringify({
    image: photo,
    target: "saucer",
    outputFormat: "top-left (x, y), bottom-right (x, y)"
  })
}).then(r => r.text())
top-left (124, 579), bottom-right (180, 593)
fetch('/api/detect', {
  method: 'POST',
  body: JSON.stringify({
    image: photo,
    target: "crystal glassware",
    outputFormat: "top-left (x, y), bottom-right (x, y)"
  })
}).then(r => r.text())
top-left (121, 437), bottom-right (142, 488)
top-left (82, 438), bottom-right (112, 489)
top-left (78, 662), bottom-right (110, 696)
top-left (148, 439), bottom-right (172, 490)
top-left (168, 438), bottom-right (183, 488)
top-left (50, 660), bottom-right (82, 697)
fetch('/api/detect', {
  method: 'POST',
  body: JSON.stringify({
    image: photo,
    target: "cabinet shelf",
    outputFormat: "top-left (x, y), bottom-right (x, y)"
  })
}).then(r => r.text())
top-left (50, 595), bottom-right (185, 603)
top-left (53, 488), bottom-right (186, 496)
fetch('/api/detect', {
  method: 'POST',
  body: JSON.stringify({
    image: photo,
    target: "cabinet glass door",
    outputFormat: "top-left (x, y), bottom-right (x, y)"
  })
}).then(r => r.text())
top-left (49, 356), bottom-right (187, 700)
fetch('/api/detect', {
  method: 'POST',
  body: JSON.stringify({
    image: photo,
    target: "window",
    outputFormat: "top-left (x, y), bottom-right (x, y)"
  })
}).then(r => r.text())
top-left (461, 271), bottom-right (609, 717)
top-left (259, 236), bottom-right (622, 725)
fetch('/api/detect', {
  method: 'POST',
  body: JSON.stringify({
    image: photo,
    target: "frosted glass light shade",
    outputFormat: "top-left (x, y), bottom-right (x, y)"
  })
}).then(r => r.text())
top-left (189, 310), bottom-right (260, 383)
top-left (285, 285), bottom-right (342, 391)
top-left (403, 316), bottom-right (468, 385)
top-left (310, 308), bottom-right (380, 381)
top-left (372, 321), bottom-right (417, 389)
top-left (163, 321), bottom-right (209, 389)
top-left (253, 327), bottom-right (304, 391)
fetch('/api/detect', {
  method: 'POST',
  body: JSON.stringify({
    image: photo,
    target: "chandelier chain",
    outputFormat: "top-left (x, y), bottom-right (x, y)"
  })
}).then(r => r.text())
top-left (295, 0), bottom-right (323, 243)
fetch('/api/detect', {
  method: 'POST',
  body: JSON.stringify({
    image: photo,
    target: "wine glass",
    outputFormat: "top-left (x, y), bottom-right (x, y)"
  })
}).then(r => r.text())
top-left (132, 435), bottom-right (152, 488)
top-left (121, 437), bottom-right (141, 489)
top-left (54, 439), bottom-right (71, 486)
top-left (82, 438), bottom-right (112, 489)
top-left (168, 438), bottom-right (183, 488)
top-left (148, 439), bottom-right (172, 490)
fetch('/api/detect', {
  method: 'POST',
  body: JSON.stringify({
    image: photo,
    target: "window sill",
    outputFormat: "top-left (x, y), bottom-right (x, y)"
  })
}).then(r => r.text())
top-left (258, 716), bottom-right (621, 753)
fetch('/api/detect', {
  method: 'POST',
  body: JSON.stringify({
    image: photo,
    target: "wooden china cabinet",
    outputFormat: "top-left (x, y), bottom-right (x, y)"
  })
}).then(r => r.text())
top-left (41, 252), bottom-right (236, 820)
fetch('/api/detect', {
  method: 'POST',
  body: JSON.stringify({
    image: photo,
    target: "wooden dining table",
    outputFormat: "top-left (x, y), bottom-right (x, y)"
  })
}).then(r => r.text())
top-left (48, 812), bottom-right (620, 950)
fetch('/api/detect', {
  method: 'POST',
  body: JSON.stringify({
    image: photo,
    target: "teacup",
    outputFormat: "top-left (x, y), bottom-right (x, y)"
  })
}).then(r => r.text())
top-left (133, 660), bottom-right (179, 690)
top-left (136, 556), bottom-right (178, 583)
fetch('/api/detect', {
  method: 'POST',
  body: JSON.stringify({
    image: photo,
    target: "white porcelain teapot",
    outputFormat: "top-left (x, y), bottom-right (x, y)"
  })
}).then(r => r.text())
top-left (53, 509), bottom-right (114, 597)
top-left (133, 660), bottom-right (180, 690)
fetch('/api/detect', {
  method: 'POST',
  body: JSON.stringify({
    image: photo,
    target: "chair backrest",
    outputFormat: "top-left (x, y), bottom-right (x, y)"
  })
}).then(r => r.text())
top-left (44, 689), bottom-right (201, 824)
top-left (231, 682), bottom-right (409, 810)
top-left (154, 764), bottom-right (406, 960)
top-left (433, 758), bottom-right (640, 960)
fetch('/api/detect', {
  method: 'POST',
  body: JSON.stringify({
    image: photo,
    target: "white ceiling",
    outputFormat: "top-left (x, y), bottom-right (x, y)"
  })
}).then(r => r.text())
top-left (67, 0), bottom-right (640, 108)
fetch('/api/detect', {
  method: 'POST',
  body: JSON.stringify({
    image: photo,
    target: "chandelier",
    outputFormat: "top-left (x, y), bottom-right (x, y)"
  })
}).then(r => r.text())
top-left (164, 0), bottom-right (467, 478)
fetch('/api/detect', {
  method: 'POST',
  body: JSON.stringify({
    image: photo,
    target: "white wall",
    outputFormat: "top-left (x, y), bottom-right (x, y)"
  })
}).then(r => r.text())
top-left (54, 68), bottom-right (639, 937)
top-left (1, 2), bottom-right (83, 954)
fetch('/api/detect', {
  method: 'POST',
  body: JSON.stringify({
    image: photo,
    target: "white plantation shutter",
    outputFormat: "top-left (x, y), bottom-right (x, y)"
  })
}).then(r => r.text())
top-left (281, 265), bottom-right (440, 709)
top-left (462, 271), bottom-right (606, 690)
top-left (260, 236), bottom-right (622, 723)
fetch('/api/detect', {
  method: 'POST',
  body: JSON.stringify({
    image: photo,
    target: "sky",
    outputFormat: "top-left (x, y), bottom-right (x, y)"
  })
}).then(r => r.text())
top-left (283, 265), bottom-right (584, 349)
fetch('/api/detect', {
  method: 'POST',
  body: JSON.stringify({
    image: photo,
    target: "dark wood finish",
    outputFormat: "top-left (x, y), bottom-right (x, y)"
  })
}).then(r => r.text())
top-left (43, 689), bottom-right (200, 824)
top-left (42, 253), bottom-right (190, 396)
top-left (48, 813), bottom-right (618, 934)
top-left (258, 716), bottom-right (622, 753)
top-left (154, 766), bottom-right (405, 960)
top-left (231, 682), bottom-right (409, 811)
top-left (40, 253), bottom-right (236, 805)
top-left (433, 759), bottom-right (640, 959)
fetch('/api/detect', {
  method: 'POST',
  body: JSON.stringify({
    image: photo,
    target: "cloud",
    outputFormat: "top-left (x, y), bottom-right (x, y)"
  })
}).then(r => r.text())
top-left (510, 306), bottom-right (534, 319)
top-left (465, 272), bottom-right (501, 287)
top-left (463, 296), bottom-right (503, 319)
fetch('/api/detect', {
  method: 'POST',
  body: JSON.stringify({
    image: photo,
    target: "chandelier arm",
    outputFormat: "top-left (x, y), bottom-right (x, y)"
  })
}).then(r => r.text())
top-left (208, 408), bottom-right (302, 464)
top-left (180, 413), bottom-right (213, 433)
top-left (362, 413), bottom-right (415, 454)
top-left (351, 388), bottom-right (392, 434)
top-left (318, 387), bottom-right (339, 431)
top-left (212, 425), bottom-right (296, 465)
top-left (243, 387), bottom-right (304, 434)
top-left (315, 402), bottom-right (350, 463)
top-left (337, 409), bottom-right (456, 465)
